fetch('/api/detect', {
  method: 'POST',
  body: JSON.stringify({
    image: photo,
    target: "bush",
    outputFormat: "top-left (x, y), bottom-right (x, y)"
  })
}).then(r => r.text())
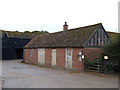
top-left (100, 35), bottom-right (120, 73)
top-left (84, 59), bottom-right (101, 67)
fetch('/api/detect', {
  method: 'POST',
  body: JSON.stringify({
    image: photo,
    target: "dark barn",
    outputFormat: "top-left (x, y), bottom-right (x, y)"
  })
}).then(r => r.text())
top-left (1, 31), bottom-right (35, 60)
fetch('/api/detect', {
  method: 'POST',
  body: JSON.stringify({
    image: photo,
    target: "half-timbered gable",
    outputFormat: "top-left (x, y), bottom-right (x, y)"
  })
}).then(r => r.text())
top-left (85, 24), bottom-right (110, 47)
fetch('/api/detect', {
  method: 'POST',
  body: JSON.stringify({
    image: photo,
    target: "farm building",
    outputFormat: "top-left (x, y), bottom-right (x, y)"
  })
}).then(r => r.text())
top-left (1, 31), bottom-right (36, 60)
top-left (23, 22), bottom-right (110, 71)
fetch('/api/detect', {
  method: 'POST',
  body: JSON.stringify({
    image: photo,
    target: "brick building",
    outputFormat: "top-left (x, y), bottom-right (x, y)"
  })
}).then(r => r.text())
top-left (23, 22), bottom-right (110, 71)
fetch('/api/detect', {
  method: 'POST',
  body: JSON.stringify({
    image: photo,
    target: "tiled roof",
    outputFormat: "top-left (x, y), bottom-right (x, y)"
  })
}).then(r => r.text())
top-left (24, 23), bottom-right (102, 48)
top-left (1, 30), bottom-right (38, 39)
top-left (107, 31), bottom-right (120, 41)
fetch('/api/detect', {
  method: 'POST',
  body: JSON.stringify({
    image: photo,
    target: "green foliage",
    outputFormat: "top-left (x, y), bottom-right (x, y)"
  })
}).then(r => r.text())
top-left (84, 59), bottom-right (101, 67)
top-left (31, 31), bottom-right (40, 33)
top-left (101, 34), bottom-right (120, 73)
top-left (24, 31), bottom-right (30, 33)
top-left (103, 60), bottom-right (118, 73)
top-left (84, 59), bottom-right (94, 66)
top-left (31, 30), bottom-right (49, 34)
top-left (24, 30), bottom-right (49, 34)
top-left (15, 30), bottom-right (19, 32)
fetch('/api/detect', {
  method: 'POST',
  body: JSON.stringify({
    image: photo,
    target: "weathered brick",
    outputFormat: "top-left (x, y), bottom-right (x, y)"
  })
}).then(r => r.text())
top-left (23, 47), bottom-right (101, 71)
top-left (45, 48), bottom-right (52, 67)
top-left (23, 49), bottom-right (38, 64)
top-left (72, 48), bottom-right (84, 71)
top-left (56, 48), bottom-right (65, 69)
top-left (83, 47), bottom-right (101, 61)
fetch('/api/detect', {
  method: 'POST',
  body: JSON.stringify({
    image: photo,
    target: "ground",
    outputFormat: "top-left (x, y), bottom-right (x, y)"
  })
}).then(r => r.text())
top-left (0, 60), bottom-right (118, 88)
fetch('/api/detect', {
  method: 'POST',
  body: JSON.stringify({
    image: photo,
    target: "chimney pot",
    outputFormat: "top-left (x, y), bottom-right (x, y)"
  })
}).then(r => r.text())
top-left (65, 22), bottom-right (67, 25)
top-left (63, 22), bottom-right (68, 31)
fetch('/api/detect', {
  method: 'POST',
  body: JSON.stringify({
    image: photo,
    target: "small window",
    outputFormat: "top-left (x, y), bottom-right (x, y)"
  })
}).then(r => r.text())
top-left (30, 49), bottom-right (33, 57)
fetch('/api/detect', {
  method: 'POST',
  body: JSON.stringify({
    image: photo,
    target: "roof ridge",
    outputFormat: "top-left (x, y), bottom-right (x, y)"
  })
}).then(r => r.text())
top-left (25, 23), bottom-right (101, 48)
top-left (107, 31), bottom-right (120, 34)
top-left (42, 23), bottom-right (102, 36)
top-left (68, 23), bottom-right (102, 31)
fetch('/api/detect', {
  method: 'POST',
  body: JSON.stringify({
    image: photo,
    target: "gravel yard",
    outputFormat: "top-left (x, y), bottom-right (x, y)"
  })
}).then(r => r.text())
top-left (0, 60), bottom-right (118, 88)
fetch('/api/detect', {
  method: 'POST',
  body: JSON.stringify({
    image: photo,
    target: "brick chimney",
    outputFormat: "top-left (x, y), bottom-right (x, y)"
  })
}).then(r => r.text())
top-left (63, 22), bottom-right (68, 31)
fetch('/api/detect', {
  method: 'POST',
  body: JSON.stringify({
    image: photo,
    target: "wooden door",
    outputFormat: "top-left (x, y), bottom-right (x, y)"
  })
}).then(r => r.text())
top-left (38, 49), bottom-right (45, 66)
top-left (52, 49), bottom-right (56, 67)
top-left (65, 48), bottom-right (73, 69)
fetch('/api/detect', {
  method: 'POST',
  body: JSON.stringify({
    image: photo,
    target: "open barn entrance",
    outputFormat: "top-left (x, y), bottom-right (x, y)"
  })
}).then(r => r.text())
top-left (15, 48), bottom-right (23, 59)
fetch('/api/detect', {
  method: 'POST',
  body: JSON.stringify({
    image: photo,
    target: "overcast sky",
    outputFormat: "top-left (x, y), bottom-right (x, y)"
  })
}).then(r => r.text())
top-left (0, 0), bottom-right (119, 33)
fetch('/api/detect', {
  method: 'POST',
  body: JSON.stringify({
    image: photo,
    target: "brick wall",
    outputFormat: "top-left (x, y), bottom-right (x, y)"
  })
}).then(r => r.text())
top-left (56, 48), bottom-right (65, 69)
top-left (23, 47), bottom-right (101, 71)
top-left (72, 48), bottom-right (84, 71)
top-left (83, 47), bottom-right (101, 61)
top-left (23, 49), bottom-right (38, 64)
top-left (45, 48), bottom-right (52, 67)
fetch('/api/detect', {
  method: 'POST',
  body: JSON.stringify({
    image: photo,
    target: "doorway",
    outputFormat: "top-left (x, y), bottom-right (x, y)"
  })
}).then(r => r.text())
top-left (38, 49), bottom-right (45, 66)
top-left (65, 48), bottom-right (73, 69)
top-left (15, 48), bottom-right (23, 59)
top-left (52, 49), bottom-right (56, 67)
